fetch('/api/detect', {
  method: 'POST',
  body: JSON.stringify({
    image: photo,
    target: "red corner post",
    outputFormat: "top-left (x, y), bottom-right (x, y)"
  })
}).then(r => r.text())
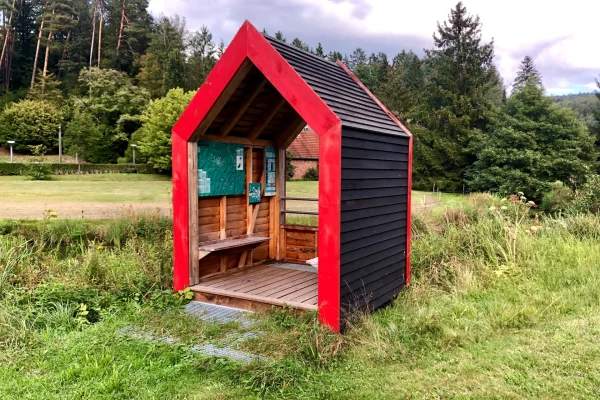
top-left (336, 61), bottom-right (414, 286)
top-left (246, 24), bottom-right (342, 331)
top-left (171, 135), bottom-right (189, 291)
top-left (171, 22), bottom-right (250, 291)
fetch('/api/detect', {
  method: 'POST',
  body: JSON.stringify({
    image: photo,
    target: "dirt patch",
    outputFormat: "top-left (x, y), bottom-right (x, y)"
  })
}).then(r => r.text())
top-left (0, 201), bottom-right (172, 219)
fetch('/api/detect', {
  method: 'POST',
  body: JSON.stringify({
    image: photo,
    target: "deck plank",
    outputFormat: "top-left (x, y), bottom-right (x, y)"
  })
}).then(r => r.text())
top-left (190, 265), bottom-right (318, 311)
top-left (217, 269), bottom-right (304, 291)
top-left (281, 282), bottom-right (320, 302)
top-left (256, 275), bottom-right (317, 297)
top-left (206, 267), bottom-right (285, 289)
top-left (245, 271), bottom-right (315, 296)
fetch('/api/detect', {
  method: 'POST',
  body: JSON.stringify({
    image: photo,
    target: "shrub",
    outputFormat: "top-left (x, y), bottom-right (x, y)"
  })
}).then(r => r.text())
top-left (302, 166), bottom-right (318, 181)
top-left (132, 88), bottom-right (195, 171)
top-left (0, 163), bottom-right (157, 176)
top-left (286, 151), bottom-right (296, 181)
top-left (26, 162), bottom-right (52, 180)
top-left (569, 175), bottom-right (600, 214)
top-left (0, 99), bottom-right (63, 153)
top-left (540, 181), bottom-right (574, 213)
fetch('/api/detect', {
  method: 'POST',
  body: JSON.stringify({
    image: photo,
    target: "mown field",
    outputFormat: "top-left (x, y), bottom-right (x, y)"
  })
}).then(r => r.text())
top-left (1, 189), bottom-right (600, 399)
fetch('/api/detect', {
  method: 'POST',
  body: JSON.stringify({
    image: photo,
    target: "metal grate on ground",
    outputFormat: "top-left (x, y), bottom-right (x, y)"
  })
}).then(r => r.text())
top-left (185, 301), bottom-right (255, 328)
top-left (269, 262), bottom-right (317, 273)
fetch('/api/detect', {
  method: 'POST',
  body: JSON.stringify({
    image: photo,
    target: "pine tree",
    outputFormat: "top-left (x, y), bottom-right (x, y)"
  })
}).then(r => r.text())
top-left (137, 14), bottom-right (185, 97)
top-left (514, 55), bottom-right (542, 87)
top-left (185, 25), bottom-right (216, 90)
top-left (274, 30), bottom-right (285, 42)
top-left (420, 1), bottom-right (498, 190)
top-left (315, 42), bottom-right (324, 57)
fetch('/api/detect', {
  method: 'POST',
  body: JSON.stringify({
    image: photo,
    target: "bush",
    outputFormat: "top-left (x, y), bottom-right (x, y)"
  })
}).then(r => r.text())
top-left (26, 162), bottom-right (52, 180)
top-left (302, 166), bottom-right (319, 181)
top-left (540, 181), bottom-right (574, 213)
top-left (0, 163), bottom-right (157, 176)
top-left (286, 151), bottom-right (296, 181)
top-left (569, 175), bottom-right (600, 214)
top-left (0, 99), bottom-right (63, 153)
top-left (132, 88), bottom-right (195, 171)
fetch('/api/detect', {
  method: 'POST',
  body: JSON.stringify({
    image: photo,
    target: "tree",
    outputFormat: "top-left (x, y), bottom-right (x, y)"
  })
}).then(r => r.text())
top-left (514, 55), bottom-right (542, 88)
top-left (31, 0), bottom-right (48, 88)
top-left (419, 1), bottom-right (499, 190)
top-left (64, 106), bottom-right (102, 161)
top-left (137, 14), bottom-right (186, 97)
top-left (185, 25), bottom-right (216, 90)
top-left (468, 79), bottom-right (596, 200)
top-left (42, 0), bottom-right (78, 91)
top-left (315, 42), bottom-right (324, 57)
top-left (0, 98), bottom-right (63, 152)
top-left (131, 87), bottom-right (194, 170)
top-left (379, 50), bottom-right (423, 120)
top-left (274, 30), bottom-right (285, 42)
top-left (75, 67), bottom-right (149, 161)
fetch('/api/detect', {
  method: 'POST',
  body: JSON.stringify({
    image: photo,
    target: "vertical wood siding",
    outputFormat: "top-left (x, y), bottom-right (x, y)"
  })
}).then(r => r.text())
top-left (340, 128), bottom-right (409, 313)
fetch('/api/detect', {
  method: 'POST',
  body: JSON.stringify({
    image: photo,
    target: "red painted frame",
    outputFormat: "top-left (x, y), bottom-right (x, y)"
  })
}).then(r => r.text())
top-left (336, 61), bottom-right (414, 285)
top-left (172, 21), bottom-right (343, 331)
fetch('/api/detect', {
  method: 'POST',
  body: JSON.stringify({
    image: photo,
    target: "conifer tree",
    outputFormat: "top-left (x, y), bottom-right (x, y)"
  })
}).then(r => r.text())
top-left (419, 1), bottom-right (499, 190)
top-left (514, 55), bottom-right (542, 87)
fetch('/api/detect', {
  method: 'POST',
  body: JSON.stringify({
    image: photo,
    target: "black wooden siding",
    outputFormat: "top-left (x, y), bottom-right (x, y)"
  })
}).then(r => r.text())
top-left (340, 128), bottom-right (409, 313)
top-left (265, 36), bottom-right (409, 138)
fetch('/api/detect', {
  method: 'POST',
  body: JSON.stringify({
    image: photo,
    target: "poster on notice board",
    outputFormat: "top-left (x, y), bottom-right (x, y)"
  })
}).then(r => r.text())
top-left (264, 147), bottom-right (276, 196)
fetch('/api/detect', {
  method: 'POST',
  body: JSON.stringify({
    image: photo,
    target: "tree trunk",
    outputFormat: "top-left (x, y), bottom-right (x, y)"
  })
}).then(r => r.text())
top-left (97, 0), bottom-right (102, 68)
top-left (116, 0), bottom-right (126, 61)
top-left (61, 29), bottom-right (71, 60)
top-left (0, 0), bottom-right (16, 90)
top-left (41, 9), bottom-right (55, 94)
top-left (31, 0), bottom-right (48, 89)
top-left (0, 0), bottom-right (16, 69)
top-left (89, 0), bottom-right (96, 71)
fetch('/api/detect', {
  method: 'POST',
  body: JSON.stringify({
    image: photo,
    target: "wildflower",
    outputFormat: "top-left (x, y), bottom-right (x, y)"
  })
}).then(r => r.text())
top-left (97, 244), bottom-right (104, 250)
top-left (526, 201), bottom-right (537, 208)
top-left (489, 206), bottom-right (497, 211)
top-left (501, 206), bottom-right (508, 211)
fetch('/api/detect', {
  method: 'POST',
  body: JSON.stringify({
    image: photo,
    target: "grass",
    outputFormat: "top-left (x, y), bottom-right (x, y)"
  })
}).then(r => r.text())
top-left (0, 174), bottom-right (172, 203)
top-left (2, 183), bottom-right (600, 397)
top-left (2, 195), bottom-right (600, 398)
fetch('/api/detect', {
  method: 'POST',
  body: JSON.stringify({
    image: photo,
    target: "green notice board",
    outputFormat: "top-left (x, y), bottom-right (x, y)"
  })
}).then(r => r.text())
top-left (197, 141), bottom-right (245, 197)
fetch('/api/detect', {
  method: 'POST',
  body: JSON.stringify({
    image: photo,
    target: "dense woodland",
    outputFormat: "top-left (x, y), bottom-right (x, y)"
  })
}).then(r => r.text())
top-left (0, 1), bottom-right (597, 198)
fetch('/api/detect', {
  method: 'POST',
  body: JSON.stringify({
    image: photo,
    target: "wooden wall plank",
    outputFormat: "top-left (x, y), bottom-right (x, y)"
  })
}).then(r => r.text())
top-left (188, 142), bottom-right (199, 285)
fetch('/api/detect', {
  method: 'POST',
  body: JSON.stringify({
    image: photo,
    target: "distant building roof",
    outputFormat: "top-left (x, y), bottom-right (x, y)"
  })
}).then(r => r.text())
top-left (288, 126), bottom-right (319, 160)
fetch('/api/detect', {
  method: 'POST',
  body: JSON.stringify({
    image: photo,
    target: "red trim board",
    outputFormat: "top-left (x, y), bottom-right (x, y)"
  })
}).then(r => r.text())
top-left (336, 61), bottom-right (414, 286)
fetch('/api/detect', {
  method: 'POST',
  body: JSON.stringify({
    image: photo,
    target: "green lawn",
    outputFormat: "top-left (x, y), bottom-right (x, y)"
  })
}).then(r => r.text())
top-left (0, 174), bottom-right (172, 203)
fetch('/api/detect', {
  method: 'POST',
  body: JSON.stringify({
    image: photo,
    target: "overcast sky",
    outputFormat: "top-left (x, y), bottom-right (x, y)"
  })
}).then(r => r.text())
top-left (148, 0), bottom-right (600, 95)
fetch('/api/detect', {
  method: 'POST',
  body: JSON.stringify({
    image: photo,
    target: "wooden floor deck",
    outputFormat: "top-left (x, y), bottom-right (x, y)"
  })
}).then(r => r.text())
top-left (190, 265), bottom-right (318, 311)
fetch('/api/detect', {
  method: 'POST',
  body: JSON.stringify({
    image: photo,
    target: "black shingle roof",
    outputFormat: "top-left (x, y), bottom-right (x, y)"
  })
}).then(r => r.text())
top-left (265, 36), bottom-right (408, 137)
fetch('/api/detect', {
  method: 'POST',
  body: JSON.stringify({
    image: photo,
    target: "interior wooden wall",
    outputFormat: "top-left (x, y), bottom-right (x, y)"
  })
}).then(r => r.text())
top-left (283, 225), bottom-right (318, 262)
top-left (194, 146), bottom-right (272, 280)
top-left (251, 148), bottom-right (270, 262)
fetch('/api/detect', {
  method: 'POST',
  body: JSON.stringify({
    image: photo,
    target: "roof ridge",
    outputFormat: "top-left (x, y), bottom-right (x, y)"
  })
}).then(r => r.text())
top-left (262, 34), bottom-right (342, 68)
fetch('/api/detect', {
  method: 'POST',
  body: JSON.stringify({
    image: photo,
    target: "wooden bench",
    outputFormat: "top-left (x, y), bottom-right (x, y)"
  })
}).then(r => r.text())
top-left (198, 235), bottom-right (269, 260)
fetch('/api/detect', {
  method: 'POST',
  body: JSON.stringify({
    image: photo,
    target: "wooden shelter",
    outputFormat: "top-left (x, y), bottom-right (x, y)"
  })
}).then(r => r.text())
top-left (172, 21), bottom-right (413, 332)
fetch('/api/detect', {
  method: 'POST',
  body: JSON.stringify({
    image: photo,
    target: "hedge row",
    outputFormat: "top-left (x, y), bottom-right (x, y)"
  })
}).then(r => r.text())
top-left (0, 163), bottom-right (157, 176)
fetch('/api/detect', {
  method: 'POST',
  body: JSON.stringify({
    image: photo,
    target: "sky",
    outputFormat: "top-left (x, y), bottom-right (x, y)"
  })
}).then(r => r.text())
top-left (148, 0), bottom-right (600, 95)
